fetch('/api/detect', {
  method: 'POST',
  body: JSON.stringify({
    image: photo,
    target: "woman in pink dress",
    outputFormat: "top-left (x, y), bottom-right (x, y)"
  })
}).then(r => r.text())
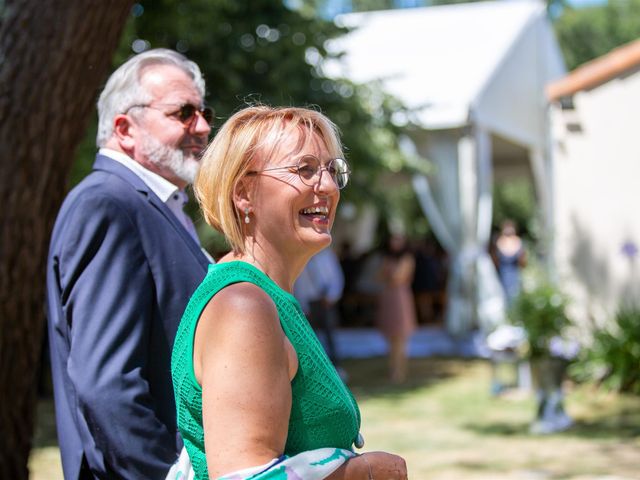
top-left (376, 234), bottom-right (418, 383)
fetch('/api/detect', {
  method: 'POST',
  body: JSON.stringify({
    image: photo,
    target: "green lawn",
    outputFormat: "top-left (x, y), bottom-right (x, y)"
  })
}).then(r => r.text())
top-left (347, 358), bottom-right (640, 479)
top-left (30, 358), bottom-right (640, 479)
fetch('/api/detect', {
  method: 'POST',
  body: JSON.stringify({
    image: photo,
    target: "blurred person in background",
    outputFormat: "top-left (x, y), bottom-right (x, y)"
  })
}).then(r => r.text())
top-left (412, 237), bottom-right (447, 325)
top-left (294, 246), bottom-right (348, 381)
top-left (376, 234), bottom-right (418, 384)
top-left (491, 219), bottom-right (527, 306)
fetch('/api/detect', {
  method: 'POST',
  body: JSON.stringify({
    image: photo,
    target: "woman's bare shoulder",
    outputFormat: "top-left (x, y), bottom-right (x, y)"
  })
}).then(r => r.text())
top-left (211, 282), bottom-right (276, 315)
top-left (199, 282), bottom-right (282, 342)
top-left (194, 281), bottom-right (286, 384)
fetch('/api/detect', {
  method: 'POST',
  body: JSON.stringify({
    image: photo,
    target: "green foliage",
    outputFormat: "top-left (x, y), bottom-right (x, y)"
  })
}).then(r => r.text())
top-left (383, 180), bottom-right (431, 240)
top-left (67, 0), bottom-right (416, 253)
top-left (572, 307), bottom-right (640, 394)
top-left (72, 0), bottom-right (413, 208)
top-left (126, 0), bottom-right (410, 202)
top-left (350, 0), bottom-right (400, 11)
top-left (492, 178), bottom-right (537, 240)
top-left (553, 0), bottom-right (640, 70)
top-left (510, 269), bottom-right (572, 359)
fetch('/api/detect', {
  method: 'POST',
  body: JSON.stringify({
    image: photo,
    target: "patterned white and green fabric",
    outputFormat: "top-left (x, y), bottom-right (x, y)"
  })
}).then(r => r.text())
top-left (167, 447), bottom-right (356, 480)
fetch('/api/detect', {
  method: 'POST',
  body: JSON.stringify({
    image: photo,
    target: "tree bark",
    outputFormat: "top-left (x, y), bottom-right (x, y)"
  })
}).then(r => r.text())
top-left (0, 1), bottom-right (134, 476)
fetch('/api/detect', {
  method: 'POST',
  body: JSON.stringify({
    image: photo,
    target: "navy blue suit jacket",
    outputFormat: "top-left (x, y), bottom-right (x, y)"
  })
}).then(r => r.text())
top-left (46, 155), bottom-right (210, 479)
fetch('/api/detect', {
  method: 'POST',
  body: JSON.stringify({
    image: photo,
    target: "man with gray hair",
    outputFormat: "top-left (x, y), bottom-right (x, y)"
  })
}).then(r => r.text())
top-left (46, 48), bottom-right (212, 479)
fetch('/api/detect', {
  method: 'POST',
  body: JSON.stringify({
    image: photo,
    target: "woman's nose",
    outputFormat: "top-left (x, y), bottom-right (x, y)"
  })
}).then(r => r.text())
top-left (314, 167), bottom-right (339, 194)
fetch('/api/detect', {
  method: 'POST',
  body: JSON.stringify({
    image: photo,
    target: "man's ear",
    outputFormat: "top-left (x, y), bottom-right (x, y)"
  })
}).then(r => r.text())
top-left (113, 114), bottom-right (136, 152)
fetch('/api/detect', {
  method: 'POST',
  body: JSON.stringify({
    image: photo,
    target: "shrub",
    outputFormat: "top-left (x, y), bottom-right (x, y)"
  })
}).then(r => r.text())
top-left (572, 307), bottom-right (640, 394)
top-left (509, 272), bottom-right (572, 359)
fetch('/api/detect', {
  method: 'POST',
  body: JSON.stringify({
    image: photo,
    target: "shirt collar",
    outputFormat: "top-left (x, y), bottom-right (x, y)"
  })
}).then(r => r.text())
top-left (99, 147), bottom-right (180, 203)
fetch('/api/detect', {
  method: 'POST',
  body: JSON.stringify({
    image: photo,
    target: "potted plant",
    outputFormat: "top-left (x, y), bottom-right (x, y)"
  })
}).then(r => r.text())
top-left (509, 270), bottom-right (577, 434)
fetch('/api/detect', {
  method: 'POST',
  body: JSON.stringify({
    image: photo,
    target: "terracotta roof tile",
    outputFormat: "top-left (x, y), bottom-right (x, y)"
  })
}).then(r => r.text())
top-left (547, 38), bottom-right (640, 101)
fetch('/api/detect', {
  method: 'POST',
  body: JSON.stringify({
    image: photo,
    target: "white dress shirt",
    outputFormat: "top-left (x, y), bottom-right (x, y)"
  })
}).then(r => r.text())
top-left (99, 148), bottom-right (200, 244)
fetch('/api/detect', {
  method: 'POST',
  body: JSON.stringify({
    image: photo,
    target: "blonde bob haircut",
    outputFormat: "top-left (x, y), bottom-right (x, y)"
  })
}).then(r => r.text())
top-left (195, 105), bottom-right (345, 254)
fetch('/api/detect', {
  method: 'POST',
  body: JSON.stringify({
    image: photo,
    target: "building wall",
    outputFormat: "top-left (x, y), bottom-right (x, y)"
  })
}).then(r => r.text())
top-left (551, 70), bottom-right (640, 329)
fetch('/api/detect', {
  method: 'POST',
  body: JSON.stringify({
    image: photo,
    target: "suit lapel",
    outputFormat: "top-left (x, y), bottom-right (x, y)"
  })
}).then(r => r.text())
top-left (145, 190), bottom-right (208, 261)
top-left (93, 155), bottom-right (208, 264)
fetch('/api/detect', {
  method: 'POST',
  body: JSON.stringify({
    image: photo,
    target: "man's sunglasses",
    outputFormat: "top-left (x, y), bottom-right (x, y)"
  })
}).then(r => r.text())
top-left (128, 103), bottom-right (215, 127)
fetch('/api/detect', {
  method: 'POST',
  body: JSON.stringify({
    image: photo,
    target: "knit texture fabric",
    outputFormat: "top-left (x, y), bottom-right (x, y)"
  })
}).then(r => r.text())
top-left (171, 261), bottom-right (361, 480)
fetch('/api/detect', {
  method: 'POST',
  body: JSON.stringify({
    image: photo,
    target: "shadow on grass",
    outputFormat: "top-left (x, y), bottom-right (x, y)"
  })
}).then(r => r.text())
top-left (464, 421), bottom-right (531, 436)
top-left (465, 415), bottom-right (640, 440)
top-left (342, 356), bottom-right (474, 400)
top-left (565, 417), bottom-right (640, 439)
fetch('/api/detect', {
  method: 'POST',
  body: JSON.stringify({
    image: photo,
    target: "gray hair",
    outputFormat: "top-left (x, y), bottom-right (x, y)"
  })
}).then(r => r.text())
top-left (96, 48), bottom-right (206, 147)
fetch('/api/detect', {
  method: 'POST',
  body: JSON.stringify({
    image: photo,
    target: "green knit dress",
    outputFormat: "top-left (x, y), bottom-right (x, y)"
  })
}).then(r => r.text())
top-left (171, 261), bottom-right (362, 480)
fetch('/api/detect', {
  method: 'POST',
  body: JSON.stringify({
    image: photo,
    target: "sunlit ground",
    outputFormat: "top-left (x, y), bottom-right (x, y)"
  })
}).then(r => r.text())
top-left (30, 358), bottom-right (640, 479)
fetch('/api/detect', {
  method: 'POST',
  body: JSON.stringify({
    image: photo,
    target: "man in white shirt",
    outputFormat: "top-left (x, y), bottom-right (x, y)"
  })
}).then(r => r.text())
top-left (46, 49), bottom-right (212, 479)
top-left (294, 246), bottom-right (346, 377)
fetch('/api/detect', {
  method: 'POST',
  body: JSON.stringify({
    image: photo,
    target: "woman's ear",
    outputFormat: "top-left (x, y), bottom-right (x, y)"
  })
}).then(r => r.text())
top-left (233, 178), bottom-right (252, 215)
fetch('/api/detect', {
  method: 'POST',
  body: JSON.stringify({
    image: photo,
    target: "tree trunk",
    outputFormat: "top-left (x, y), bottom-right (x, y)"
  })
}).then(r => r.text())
top-left (0, 1), bottom-right (134, 476)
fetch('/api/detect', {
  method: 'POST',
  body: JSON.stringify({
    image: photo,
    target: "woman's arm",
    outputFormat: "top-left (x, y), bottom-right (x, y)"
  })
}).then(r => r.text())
top-left (194, 282), bottom-right (297, 478)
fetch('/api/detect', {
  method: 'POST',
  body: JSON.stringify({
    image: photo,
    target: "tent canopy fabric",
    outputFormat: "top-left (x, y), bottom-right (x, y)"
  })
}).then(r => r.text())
top-left (325, 0), bottom-right (566, 148)
top-left (324, 0), bottom-right (567, 335)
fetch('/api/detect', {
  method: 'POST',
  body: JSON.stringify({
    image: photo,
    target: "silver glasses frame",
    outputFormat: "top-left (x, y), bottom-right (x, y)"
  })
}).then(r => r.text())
top-left (247, 155), bottom-right (351, 189)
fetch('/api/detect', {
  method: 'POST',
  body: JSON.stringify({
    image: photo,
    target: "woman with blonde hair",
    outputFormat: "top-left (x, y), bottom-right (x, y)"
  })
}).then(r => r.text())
top-left (171, 105), bottom-right (407, 480)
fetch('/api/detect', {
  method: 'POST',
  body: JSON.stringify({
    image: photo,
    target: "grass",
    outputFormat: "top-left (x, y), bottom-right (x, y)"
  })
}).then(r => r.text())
top-left (29, 358), bottom-right (640, 479)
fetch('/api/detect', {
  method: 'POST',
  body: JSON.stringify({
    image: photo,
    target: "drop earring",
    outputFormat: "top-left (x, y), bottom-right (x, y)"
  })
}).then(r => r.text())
top-left (244, 207), bottom-right (251, 224)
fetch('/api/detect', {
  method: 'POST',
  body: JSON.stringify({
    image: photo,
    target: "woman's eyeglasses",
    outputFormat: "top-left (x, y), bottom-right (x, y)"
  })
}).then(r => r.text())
top-left (247, 155), bottom-right (350, 190)
top-left (128, 103), bottom-right (215, 127)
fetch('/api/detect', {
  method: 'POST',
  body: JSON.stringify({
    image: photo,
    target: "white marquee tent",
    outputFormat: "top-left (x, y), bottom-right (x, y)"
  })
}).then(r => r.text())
top-left (325, 0), bottom-right (566, 334)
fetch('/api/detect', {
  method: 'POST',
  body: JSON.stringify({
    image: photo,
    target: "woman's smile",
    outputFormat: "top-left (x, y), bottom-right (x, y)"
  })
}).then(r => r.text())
top-left (299, 203), bottom-right (331, 226)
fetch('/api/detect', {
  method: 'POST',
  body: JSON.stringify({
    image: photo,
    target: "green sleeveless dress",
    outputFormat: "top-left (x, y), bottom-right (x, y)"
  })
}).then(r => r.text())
top-left (171, 261), bottom-right (361, 480)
